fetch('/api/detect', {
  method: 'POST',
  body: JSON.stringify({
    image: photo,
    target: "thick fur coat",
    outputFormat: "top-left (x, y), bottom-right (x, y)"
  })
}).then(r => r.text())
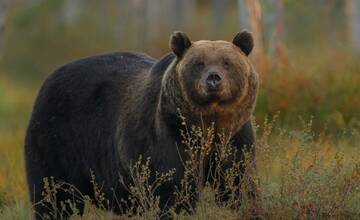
top-left (25, 31), bottom-right (258, 219)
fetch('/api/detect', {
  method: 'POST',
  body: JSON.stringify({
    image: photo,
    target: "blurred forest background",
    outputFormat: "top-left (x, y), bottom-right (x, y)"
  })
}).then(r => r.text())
top-left (0, 0), bottom-right (359, 132)
top-left (0, 1), bottom-right (360, 218)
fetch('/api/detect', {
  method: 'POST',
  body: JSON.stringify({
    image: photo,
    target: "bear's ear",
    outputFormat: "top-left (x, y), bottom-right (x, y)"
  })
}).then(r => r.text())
top-left (169, 31), bottom-right (192, 57)
top-left (232, 30), bottom-right (254, 56)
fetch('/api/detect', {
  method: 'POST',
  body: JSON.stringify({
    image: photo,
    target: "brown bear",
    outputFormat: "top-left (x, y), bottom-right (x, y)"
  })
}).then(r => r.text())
top-left (25, 30), bottom-right (258, 219)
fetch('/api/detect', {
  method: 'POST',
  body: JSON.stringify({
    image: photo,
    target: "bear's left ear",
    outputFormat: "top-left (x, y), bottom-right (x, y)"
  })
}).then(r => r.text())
top-left (232, 30), bottom-right (254, 56)
top-left (169, 31), bottom-right (192, 58)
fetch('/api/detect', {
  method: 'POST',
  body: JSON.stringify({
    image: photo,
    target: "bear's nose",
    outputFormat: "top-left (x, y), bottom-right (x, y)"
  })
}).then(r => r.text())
top-left (206, 72), bottom-right (222, 90)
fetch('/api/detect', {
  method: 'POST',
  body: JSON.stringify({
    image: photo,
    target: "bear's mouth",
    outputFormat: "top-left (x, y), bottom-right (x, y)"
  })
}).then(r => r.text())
top-left (206, 90), bottom-right (222, 99)
top-left (194, 91), bottom-right (236, 108)
top-left (185, 78), bottom-right (238, 108)
top-left (203, 84), bottom-right (236, 105)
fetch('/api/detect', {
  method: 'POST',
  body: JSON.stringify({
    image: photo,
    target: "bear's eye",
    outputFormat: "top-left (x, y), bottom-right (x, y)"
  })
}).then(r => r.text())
top-left (195, 61), bottom-right (205, 69)
top-left (223, 60), bottom-right (231, 67)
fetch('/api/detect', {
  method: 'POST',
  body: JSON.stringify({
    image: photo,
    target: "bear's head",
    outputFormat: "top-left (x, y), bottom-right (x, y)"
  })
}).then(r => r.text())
top-left (163, 30), bottom-right (259, 133)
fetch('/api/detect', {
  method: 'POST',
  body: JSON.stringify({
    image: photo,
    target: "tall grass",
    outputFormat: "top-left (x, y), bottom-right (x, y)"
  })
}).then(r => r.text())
top-left (1, 116), bottom-right (358, 219)
top-left (255, 50), bottom-right (360, 131)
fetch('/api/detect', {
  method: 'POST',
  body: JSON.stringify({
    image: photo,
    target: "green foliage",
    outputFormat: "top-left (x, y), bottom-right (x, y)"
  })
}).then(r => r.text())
top-left (255, 51), bottom-right (360, 131)
top-left (2, 1), bottom-right (119, 81)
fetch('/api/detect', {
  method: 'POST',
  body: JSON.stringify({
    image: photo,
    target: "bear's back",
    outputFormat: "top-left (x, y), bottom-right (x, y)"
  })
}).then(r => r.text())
top-left (25, 52), bottom-right (157, 185)
top-left (43, 51), bottom-right (156, 101)
top-left (32, 51), bottom-right (157, 119)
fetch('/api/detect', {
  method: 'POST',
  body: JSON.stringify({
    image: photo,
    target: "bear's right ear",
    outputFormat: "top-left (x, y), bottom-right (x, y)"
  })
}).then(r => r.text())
top-left (169, 31), bottom-right (192, 58)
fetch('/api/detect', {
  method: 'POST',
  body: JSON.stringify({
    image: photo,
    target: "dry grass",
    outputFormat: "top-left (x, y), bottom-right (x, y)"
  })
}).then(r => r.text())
top-left (0, 129), bottom-right (28, 203)
top-left (1, 116), bottom-right (359, 219)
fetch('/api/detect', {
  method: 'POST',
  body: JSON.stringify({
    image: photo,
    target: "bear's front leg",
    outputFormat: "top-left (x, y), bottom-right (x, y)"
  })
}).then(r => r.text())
top-left (213, 121), bottom-right (259, 213)
top-left (155, 179), bottom-right (198, 219)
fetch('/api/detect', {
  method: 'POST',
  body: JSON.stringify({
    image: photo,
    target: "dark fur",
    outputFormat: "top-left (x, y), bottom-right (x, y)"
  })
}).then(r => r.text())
top-left (25, 50), bottom-right (255, 219)
top-left (233, 30), bottom-right (254, 55)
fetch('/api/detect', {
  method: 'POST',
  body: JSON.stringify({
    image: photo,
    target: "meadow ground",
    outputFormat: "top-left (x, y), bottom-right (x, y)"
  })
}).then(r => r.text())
top-left (0, 111), bottom-right (359, 220)
top-left (0, 50), bottom-right (359, 219)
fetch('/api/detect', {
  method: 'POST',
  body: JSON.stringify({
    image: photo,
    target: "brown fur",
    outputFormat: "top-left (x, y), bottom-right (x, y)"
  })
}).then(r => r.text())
top-left (162, 40), bottom-right (258, 135)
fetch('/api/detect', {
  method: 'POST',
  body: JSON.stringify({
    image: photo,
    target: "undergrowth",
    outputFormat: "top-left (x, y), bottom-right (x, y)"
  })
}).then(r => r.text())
top-left (3, 116), bottom-right (358, 220)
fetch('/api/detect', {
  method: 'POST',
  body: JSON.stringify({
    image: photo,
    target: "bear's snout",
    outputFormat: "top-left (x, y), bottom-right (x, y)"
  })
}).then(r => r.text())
top-left (194, 69), bottom-right (233, 104)
top-left (206, 71), bottom-right (223, 92)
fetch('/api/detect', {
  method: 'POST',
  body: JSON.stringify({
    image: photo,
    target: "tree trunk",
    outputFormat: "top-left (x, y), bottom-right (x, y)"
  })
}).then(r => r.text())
top-left (212, 0), bottom-right (227, 29)
top-left (346, 0), bottom-right (360, 54)
top-left (0, 0), bottom-right (7, 56)
top-left (238, 0), bottom-right (268, 75)
top-left (61, 0), bottom-right (85, 25)
top-left (274, 0), bottom-right (288, 70)
top-left (237, 0), bottom-right (250, 29)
